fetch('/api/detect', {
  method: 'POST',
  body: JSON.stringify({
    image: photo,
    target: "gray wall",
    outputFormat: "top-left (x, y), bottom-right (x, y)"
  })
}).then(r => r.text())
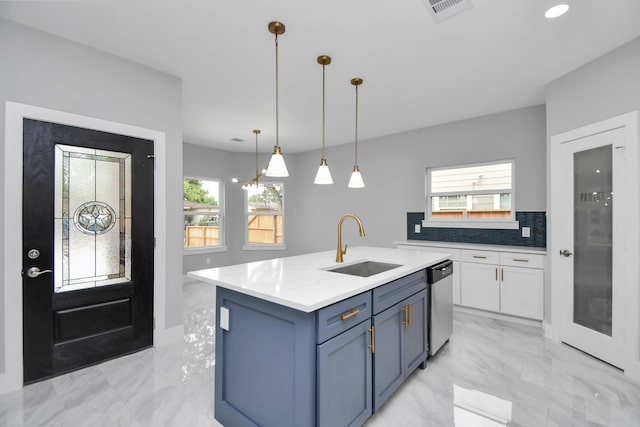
top-left (183, 143), bottom-right (300, 272)
top-left (546, 37), bottom-right (640, 137)
top-left (288, 105), bottom-right (547, 256)
top-left (0, 19), bottom-right (184, 372)
top-left (183, 105), bottom-right (547, 273)
top-left (544, 36), bottom-right (640, 325)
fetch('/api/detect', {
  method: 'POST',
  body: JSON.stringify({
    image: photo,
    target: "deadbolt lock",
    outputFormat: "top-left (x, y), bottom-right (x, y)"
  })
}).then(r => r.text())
top-left (27, 249), bottom-right (40, 260)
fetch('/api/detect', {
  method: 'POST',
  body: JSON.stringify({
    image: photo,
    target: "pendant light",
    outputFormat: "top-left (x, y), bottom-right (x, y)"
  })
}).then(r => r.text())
top-left (232, 129), bottom-right (267, 189)
top-left (265, 21), bottom-right (289, 177)
top-left (314, 55), bottom-right (334, 185)
top-left (348, 78), bottom-right (365, 188)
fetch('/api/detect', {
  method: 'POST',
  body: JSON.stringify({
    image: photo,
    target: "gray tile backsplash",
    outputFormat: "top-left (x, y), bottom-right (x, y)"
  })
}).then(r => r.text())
top-left (406, 211), bottom-right (546, 248)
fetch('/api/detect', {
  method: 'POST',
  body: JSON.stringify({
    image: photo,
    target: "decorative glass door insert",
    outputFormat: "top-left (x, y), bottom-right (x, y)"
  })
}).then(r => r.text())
top-left (54, 144), bottom-right (132, 293)
top-left (573, 145), bottom-right (613, 336)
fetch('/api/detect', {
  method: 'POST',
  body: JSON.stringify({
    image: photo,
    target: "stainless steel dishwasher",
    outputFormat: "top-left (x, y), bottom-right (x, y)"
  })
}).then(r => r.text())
top-left (427, 259), bottom-right (453, 356)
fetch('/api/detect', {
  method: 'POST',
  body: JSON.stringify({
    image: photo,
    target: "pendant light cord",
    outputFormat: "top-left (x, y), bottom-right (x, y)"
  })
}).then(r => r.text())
top-left (354, 84), bottom-right (359, 165)
top-left (322, 63), bottom-right (326, 159)
top-left (275, 33), bottom-right (280, 150)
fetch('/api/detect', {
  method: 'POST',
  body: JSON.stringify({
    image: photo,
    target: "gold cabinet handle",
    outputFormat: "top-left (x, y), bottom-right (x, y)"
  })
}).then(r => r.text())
top-left (368, 326), bottom-right (375, 353)
top-left (495, 267), bottom-right (498, 281)
top-left (402, 305), bottom-right (412, 328)
top-left (402, 305), bottom-right (409, 328)
top-left (512, 258), bottom-right (529, 262)
top-left (473, 255), bottom-right (487, 259)
top-left (340, 308), bottom-right (360, 321)
top-left (501, 268), bottom-right (504, 281)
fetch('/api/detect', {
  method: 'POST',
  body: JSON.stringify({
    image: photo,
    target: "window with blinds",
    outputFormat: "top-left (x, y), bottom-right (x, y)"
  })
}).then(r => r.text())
top-left (426, 160), bottom-right (515, 225)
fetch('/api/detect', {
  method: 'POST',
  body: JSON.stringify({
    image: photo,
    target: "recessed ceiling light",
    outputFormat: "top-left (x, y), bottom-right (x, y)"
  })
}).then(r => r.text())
top-left (545, 4), bottom-right (569, 19)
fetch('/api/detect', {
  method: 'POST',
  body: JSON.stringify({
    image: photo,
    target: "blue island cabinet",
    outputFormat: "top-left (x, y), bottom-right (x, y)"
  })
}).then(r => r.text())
top-left (316, 290), bottom-right (373, 427)
top-left (372, 289), bottom-right (428, 410)
top-left (214, 269), bottom-right (428, 427)
top-left (317, 318), bottom-right (372, 427)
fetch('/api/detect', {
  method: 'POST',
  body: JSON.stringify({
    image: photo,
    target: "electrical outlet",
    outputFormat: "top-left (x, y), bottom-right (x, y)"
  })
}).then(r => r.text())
top-left (522, 227), bottom-right (531, 238)
top-left (206, 257), bottom-right (211, 265)
top-left (220, 307), bottom-right (230, 331)
top-left (414, 224), bottom-right (421, 233)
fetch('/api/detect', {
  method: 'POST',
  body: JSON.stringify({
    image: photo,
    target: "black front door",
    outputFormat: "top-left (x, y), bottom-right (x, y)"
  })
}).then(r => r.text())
top-left (22, 119), bottom-right (155, 384)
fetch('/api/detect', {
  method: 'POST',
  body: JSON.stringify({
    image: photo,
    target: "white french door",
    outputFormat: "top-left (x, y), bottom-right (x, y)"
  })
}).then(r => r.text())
top-left (551, 127), bottom-right (627, 368)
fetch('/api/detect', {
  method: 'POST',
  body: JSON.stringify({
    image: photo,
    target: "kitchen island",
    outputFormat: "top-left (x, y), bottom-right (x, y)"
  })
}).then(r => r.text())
top-left (188, 246), bottom-right (450, 427)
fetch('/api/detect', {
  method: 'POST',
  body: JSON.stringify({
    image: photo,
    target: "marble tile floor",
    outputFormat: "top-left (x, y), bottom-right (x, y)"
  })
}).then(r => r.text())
top-left (2, 277), bottom-right (640, 426)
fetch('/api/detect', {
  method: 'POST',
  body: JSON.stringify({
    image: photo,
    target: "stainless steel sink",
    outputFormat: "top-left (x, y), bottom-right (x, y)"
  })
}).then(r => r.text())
top-left (326, 261), bottom-right (402, 277)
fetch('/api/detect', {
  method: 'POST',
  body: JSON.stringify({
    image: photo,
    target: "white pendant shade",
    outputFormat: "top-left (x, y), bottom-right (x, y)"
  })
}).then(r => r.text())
top-left (314, 160), bottom-right (333, 185)
top-left (348, 166), bottom-right (365, 188)
top-left (266, 147), bottom-right (289, 177)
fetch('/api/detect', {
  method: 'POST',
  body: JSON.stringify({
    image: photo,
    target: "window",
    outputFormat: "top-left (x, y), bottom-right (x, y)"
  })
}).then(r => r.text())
top-left (244, 182), bottom-right (285, 249)
top-left (425, 160), bottom-right (518, 229)
top-left (183, 178), bottom-right (225, 251)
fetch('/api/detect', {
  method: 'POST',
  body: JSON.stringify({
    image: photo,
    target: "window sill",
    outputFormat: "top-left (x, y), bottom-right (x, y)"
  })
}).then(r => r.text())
top-left (421, 219), bottom-right (520, 230)
top-left (243, 244), bottom-right (287, 251)
top-left (183, 246), bottom-right (227, 255)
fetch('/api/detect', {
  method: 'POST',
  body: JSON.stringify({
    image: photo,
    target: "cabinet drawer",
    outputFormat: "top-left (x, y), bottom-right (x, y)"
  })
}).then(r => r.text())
top-left (316, 291), bottom-right (371, 344)
top-left (461, 250), bottom-right (499, 265)
top-left (372, 270), bottom-right (426, 315)
top-left (499, 252), bottom-right (545, 269)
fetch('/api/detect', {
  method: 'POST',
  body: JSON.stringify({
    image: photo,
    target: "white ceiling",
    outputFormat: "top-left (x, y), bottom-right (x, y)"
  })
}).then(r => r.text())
top-left (2, 0), bottom-right (640, 153)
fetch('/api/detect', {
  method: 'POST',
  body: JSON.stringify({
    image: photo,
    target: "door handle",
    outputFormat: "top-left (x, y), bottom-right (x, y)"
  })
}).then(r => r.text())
top-left (559, 249), bottom-right (573, 257)
top-left (25, 267), bottom-right (53, 278)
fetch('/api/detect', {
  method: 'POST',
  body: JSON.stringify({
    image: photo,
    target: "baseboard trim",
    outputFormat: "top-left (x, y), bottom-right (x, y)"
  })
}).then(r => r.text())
top-left (543, 321), bottom-right (560, 341)
top-left (454, 305), bottom-right (543, 328)
top-left (0, 371), bottom-right (21, 395)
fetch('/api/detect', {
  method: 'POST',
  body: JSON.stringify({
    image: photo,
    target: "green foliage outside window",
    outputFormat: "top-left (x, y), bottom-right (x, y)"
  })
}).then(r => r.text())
top-left (183, 179), bottom-right (217, 206)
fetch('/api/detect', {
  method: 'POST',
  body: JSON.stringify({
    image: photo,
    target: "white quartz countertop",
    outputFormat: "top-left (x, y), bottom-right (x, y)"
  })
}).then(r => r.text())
top-left (394, 240), bottom-right (547, 255)
top-left (187, 246), bottom-right (450, 313)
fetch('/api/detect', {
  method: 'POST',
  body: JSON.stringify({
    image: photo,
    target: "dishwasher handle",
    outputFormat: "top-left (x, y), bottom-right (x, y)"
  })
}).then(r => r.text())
top-left (427, 259), bottom-right (453, 283)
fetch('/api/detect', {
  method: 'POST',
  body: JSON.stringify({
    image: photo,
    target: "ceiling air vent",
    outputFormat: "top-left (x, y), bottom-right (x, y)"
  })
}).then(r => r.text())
top-left (423, 0), bottom-right (473, 21)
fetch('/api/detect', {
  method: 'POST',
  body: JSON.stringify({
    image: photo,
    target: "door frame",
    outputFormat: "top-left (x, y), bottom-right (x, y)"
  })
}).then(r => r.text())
top-left (2, 101), bottom-right (171, 393)
top-left (548, 110), bottom-right (640, 380)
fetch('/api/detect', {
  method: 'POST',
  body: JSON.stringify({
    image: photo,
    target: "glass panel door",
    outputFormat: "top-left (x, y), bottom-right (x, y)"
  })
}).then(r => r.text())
top-left (54, 144), bottom-right (132, 293)
top-left (573, 146), bottom-right (613, 336)
top-left (23, 118), bottom-right (154, 383)
top-left (552, 125), bottom-right (627, 370)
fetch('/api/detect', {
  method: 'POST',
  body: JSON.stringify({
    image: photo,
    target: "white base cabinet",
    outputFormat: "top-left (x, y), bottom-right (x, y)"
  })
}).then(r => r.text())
top-left (460, 262), bottom-right (500, 312)
top-left (397, 243), bottom-right (545, 321)
top-left (500, 266), bottom-right (544, 319)
top-left (461, 249), bottom-right (544, 320)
